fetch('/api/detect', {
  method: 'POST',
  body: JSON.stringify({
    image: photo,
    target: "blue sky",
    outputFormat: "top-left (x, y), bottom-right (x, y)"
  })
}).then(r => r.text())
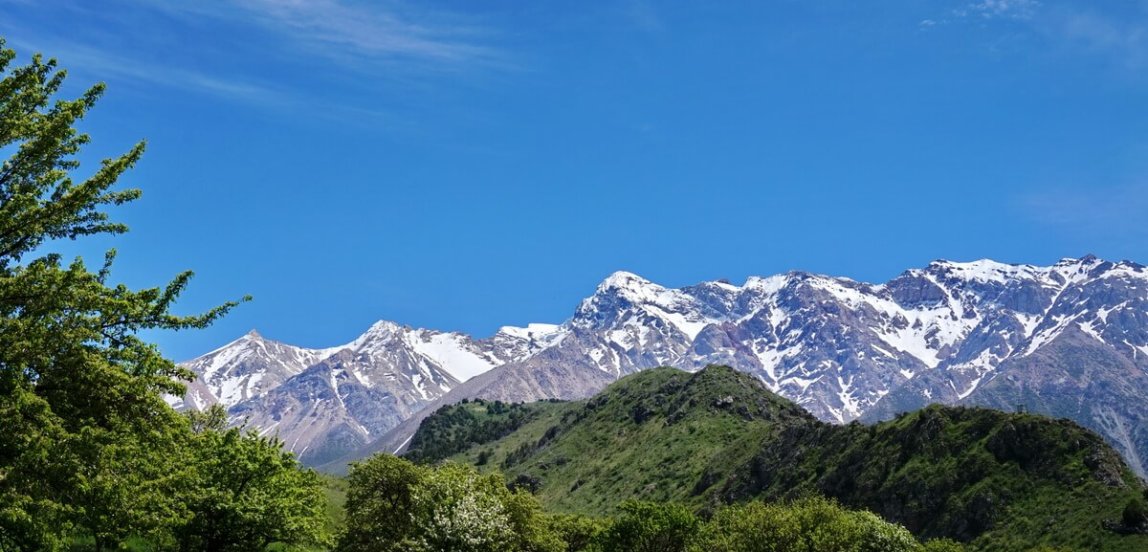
top-left (4, 0), bottom-right (1148, 360)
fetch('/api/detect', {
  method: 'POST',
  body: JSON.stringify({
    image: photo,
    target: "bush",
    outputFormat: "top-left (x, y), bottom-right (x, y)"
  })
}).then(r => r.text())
top-left (592, 501), bottom-right (701, 552)
top-left (697, 497), bottom-right (925, 552)
top-left (1123, 497), bottom-right (1148, 528)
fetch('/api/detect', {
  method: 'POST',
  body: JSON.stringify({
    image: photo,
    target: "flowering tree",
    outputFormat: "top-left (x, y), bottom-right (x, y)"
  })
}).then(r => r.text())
top-left (339, 455), bottom-right (562, 552)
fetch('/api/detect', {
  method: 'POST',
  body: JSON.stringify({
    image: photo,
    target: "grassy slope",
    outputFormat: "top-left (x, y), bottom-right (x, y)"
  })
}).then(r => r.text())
top-left (413, 366), bottom-right (1148, 551)
top-left (721, 405), bottom-right (1148, 551)
top-left (447, 366), bottom-right (813, 514)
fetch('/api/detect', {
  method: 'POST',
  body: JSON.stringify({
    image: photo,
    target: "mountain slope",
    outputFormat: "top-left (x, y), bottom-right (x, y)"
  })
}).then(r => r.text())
top-left (175, 321), bottom-right (558, 465)
top-left (340, 256), bottom-right (1148, 477)
top-left (180, 256), bottom-right (1148, 473)
top-left (168, 329), bottom-right (341, 411)
top-left (419, 366), bottom-right (1148, 551)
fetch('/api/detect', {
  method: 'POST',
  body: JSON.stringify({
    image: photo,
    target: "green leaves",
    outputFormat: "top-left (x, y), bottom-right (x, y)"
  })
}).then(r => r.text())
top-left (177, 409), bottom-right (330, 551)
top-left (699, 498), bottom-right (923, 552)
top-left (0, 37), bottom-right (319, 551)
top-left (338, 455), bottom-right (956, 552)
top-left (0, 38), bottom-right (140, 268)
top-left (339, 455), bottom-right (562, 552)
top-left (593, 501), bottom-right (701, 552)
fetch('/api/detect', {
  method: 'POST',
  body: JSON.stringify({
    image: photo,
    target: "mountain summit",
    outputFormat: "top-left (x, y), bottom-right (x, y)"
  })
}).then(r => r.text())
top-left (175, 256), bottom-right (1148, 473)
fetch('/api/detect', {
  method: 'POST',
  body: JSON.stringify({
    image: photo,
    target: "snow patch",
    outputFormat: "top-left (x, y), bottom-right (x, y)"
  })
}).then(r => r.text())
top-left (1078, 320), bottom-right (1106, 343)
top-left (407, 331), bottom-right (496, 382)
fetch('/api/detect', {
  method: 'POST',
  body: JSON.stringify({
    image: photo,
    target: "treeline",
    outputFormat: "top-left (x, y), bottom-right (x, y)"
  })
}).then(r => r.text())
top-left (337, 453), bottom-right (966, 552)
top-left (404, 398), bottom-right (560, 464)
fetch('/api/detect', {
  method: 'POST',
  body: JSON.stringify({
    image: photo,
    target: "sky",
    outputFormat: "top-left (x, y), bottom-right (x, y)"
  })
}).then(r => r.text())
top-left (3, 0), bottom-right (1148, 361)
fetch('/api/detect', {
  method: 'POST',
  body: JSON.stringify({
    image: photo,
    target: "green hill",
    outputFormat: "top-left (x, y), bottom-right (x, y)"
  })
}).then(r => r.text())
top-left (406, 365), bottom-right (1148, 551)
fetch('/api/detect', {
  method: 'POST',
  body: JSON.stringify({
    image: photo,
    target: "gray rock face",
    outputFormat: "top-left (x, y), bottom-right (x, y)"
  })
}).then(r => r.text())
top-left (864, 258), bottom-right (1148, 476)
top-left (168, 329), bottom-right (341, 411)
top-left (173, 321), bottom-right (550, 465)
top-left (178, 256), bottom-right (1148, 476)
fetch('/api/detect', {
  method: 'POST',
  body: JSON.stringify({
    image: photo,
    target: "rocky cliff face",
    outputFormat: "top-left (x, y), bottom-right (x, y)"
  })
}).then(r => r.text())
top-left (176, 256), bottom-right (1148, 475)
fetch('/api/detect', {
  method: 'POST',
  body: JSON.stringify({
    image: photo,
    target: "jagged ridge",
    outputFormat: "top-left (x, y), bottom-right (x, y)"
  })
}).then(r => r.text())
top-left (176, 256), bottom-right (1148, 475)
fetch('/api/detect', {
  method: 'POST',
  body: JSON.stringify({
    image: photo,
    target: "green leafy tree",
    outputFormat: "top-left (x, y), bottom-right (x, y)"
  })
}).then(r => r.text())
top-left (697, 497), bottom-right (925, 552)
top-left (545, 514), bottom-right (609, 552)
top-left (339, 453), bottom-right (431, 552)
top-left (591, 501), bottom-right (701, 552)
top-left (176, 406), bottom-right (330, 551)
top-left (339, 455), bottom-right (562, 552)
top-left (409, 462), bottom-right (516, 551)
top-left (0, 39), bottom-right (345, 551)
top-left (920, 539), bottom-right (966, 552)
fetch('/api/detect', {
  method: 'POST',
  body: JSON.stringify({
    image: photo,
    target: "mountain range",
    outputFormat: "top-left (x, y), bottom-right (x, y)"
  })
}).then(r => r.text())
top-left (170, 255), bottom-right (1148, 475)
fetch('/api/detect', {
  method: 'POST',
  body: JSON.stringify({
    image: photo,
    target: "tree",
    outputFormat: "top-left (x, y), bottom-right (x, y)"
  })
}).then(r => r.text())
top-left (0, 38), bottom-right (343, 551)
top-left (339, 453), bottom-right (430, 552)
top-left (544, 514), bottom-right (609, 552)
top-left (339, 455), bottom-right (563, 552)
top-left (696, 497), bottom-right (925, 552)
top-left (176, 406), bottom-right (330, 551)
top-left (1123, 497), bottom-right (1148, 529)
top-left (408, 462), bottom-right (516, 551)
top-left (592, 501), bottom-right (701, 552)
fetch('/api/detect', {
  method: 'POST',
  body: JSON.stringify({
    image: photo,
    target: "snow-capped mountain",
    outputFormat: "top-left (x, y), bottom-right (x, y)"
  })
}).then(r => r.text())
top-left (178, 256), bottom-right (1148, 476)
top-left (175, 320), bottom-right (560, 465)
top-left (169, 329), bottom-right (342, 411)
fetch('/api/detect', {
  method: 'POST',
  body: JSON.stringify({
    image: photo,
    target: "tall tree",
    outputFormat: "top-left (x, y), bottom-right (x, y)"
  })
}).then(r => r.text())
top-left (177, 406), bottom-right (329, 551)
top-left (0, 38), bottom-right (332, 551)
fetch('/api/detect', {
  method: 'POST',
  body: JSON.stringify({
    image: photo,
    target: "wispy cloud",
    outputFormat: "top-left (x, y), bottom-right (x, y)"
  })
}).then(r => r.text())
top-left (623, 0), bottom-right (666, 33)
top-left (1050, 8), bottom-right (1148, 68)
top-left (953, 0), bottom-right (1042, 21)
top-left (1022, 182), bottom-right (1148, 239)
top-left (2, 0), bottom-right (509, 124)
top-left (132, 0), bottom-right (506, 70)
top-left (5, 35), bottom-right (287, 106)
top-left (926, 2), bottom-right (1148, 70)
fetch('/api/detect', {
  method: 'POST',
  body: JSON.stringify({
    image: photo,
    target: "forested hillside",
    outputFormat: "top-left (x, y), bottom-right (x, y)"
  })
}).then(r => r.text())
top-left (410, 366), bottom-right (1148, 551)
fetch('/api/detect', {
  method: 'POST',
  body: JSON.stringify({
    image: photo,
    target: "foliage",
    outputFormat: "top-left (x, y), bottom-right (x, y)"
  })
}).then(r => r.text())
top-left (175, 406), bottom-right (330, 551)
top-left (696, 497), bottom-right (922, 552)
top-left (338, 453), bottom-right (428, 551)
top-left (338, 454), bottom-right (561, 552)
top-left (721, 405), bottom-right (1148, 550)
top-left (591, 500), bottom-right (701, 552)
top-left (408, 462), bottom-right (516, 551)
top-left (0, 38), bottom-right (326, 551)
top-left (404, 398), bottom-right (560, 465)
top-left (424, 366), bottom-right (1148, 551)
top-left (544, 513), bottom-right (609, 552)
top-left (435, 366), bottom-right (810, 514)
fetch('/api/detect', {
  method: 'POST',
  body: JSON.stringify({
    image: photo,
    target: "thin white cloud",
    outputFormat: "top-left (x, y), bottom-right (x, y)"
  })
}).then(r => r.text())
top-left (1022, 182), bottom-right (1148, 238)
top-left (1051, 9), bottom-right (1148, 68)
top-left (954, 0), bottom-right (1041, 21)
top-left (932, 2), bottom-right (1148, 70)
top-left (132, 0), bottom-right (506, 70)
top-left (6, 36), bottom-right (287, 106)
top-left (2, 0), bottom-right (509, 124)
